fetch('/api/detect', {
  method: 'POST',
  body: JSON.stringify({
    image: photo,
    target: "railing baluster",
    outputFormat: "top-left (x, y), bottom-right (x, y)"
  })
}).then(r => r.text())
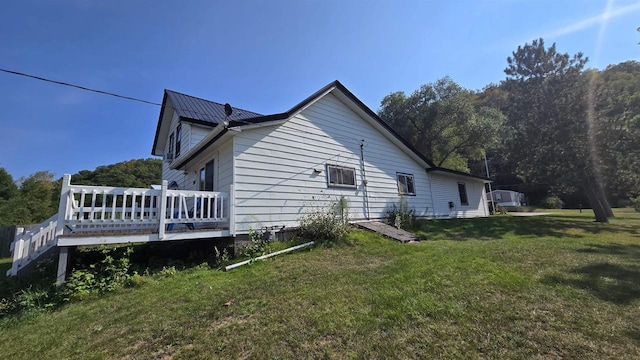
top-left (170, 194), bottom-right (175, 220)
top-left (122, 193), bottom-right (128, 220)
top-left (131, 192), bottom-right (137, 222)
top-left (79, 190), bottom-right (86, 220)
top-left (111, 193), bottom-right (117, 220)
top-left (101, 190), bottom-right (107, 220)
top-left (90, 190), bottom-right (97, 221)
top-left (140, 193), bottom-right (146, 220)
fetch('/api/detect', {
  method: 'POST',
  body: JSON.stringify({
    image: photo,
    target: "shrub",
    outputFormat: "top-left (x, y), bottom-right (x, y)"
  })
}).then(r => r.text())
top-left (631, 196), bottom-right (640, 213)
top-left (384, 197), bottom-right (415, 230)
top-left (63, 246), bottom-right (134, 300)
top-left (239, 228), bottom-right (269, 258)
top-left (298, 200), bottom-right (351, 246)
top-left (540, 195), bottom-right (564, 209)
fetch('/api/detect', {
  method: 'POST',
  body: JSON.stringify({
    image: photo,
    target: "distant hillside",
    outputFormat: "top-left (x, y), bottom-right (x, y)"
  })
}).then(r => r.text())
top-left (71, 158), bottom-right (162, 188)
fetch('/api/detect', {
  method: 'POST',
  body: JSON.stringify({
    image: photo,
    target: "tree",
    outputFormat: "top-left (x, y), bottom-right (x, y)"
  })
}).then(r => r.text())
top-left (378, 77), bottom-right (505, 171)
top-left (19, 171), bottom-right (57, 223)
top-left (502, 38), bottom-right (612, 222)
top-left (594, 61), bottom-right (640, 202)
top-left (0, 168), bottom-right (18, 201)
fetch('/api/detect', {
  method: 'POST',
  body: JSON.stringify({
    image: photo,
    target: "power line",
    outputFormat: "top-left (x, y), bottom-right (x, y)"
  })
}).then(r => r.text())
top-left (1, 67), bottom-right (363, 143)
top-left (0, 68), bottom-right (161, 106)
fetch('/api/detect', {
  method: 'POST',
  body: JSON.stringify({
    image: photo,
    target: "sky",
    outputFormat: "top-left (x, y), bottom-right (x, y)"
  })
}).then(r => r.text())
top-left (1, 0), bottom-right (639, 181)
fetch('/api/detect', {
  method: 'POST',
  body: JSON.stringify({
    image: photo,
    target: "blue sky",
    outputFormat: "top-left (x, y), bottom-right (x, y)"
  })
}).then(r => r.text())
top-left (1, 0), bottom-right (639, 180)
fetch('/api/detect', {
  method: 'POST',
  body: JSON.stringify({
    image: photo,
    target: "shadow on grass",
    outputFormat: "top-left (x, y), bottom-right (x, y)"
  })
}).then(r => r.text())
top-left (577, 243), bottom-right (640, 261)
top-left (410, 215), bottom-right (637, 241)
top-left (541, 262), bottom-right (640, 305)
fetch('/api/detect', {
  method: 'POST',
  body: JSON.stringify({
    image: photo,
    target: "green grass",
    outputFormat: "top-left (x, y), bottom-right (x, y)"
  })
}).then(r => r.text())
top-left (1, 209), bottom-right (639, 359)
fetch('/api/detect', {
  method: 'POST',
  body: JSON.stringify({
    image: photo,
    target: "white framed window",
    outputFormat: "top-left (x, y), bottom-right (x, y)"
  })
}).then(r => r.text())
top-left (458, 182), bottom-right (469, 206)
top-left (396, 173), bottom-right (416, 195)
top-left (175, 124), bottom-right (182, 157)
top-left (326, 164), bottom-right (356, 188)
top-left (167, 132), bottom-right (175, 161)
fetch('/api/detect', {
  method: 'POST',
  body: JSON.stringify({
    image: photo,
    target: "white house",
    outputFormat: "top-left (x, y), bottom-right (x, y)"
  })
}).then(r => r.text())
top-left (7, 80), bottom-right (490, 282)
top-left (490, 190), bottom-right (526, 207)
top-left (152, 80), bottom-right (491, 234)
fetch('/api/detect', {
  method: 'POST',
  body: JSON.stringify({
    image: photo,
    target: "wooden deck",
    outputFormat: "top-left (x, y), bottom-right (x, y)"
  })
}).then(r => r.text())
top-left (7, 176), bottom-right (235, 277)
top-left (356, 221), bottom-right (418, 243)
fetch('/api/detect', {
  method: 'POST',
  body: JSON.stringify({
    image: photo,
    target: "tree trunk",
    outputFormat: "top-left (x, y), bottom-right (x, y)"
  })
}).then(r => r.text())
top-left (595, 180), bottom-right (614, 218)
top-left (585, 184), bottom-right (609, 223)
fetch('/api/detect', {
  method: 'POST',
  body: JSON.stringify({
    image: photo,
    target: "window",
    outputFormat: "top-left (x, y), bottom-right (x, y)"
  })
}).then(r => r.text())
top-left (396, 173), bottom-right (416, 195)
top-left (326, 164), bottom-right (356, 188)
top-left (199, 160), bottom-right (214, 191)
top-left (167, 132), bottom-right (175, 160)
top-left (458, 182), bottom-right (469, 206)
top-left (175, 124), bottom-right (182, 157)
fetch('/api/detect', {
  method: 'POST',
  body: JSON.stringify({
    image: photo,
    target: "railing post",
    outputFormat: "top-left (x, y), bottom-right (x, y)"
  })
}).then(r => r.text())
top-left (158, 180), bottom-right (168, 240)
top-left (9, 228), bottom-right (25, 276)
top-left (55, 174), bottom-right (72, 241)
top-left (229, 184), bottom-right (235, 236)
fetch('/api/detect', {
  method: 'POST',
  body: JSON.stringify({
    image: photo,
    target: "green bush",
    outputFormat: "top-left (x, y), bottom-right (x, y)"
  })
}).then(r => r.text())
top-left (540, 195), bottom-right (564, 209)
top-left (631, 196), bottom-right (640, 213)
top-left (63, 246), bottom-right (134, 300)
top-left (298, 200), bottom-right (351, 246)
top-left (239, 228), bottom-right (269, 258)
top-left (384, 197), bottom-right (415, 230)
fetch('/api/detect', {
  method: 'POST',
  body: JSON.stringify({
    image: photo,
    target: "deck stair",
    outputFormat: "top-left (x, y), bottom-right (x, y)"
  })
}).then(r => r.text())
top-left (356, 221), bottom-right (418, 243)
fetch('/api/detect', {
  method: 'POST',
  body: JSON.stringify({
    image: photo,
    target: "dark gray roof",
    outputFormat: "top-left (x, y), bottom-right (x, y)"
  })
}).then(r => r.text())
top-left (165, 90), bottom-right (263, 125)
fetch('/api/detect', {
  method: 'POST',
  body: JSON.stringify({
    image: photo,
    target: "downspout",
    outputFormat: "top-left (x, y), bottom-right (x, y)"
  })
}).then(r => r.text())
top-left (360, 140), bottom-right (370, 220)
top-left (426, 169), bottom-right (435, 218)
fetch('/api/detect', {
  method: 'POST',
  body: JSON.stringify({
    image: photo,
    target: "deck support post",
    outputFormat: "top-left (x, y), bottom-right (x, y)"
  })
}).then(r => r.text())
top-left (158, 180), bottom-right (168, 240)
top-left (56, 247), bottom-right (69, 286)
top-left (229, 184), bottom-right (235, 236)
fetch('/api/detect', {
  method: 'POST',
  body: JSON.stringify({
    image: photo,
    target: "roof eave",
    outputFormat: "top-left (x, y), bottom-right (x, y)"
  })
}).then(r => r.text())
top-left (426, 167), bottom-right (492, 182)
top-left (151, 91), bottom-right (170, 156)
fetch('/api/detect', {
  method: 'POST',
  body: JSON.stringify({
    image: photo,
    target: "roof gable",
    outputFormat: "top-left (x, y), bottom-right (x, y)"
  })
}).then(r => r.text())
top-left (151, 90), bottom-right (263, 155)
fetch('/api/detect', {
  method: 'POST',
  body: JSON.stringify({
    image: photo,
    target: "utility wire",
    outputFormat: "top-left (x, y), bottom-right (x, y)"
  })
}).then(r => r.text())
top-left (0, 68), bottom-right (161, 106)
top-left (1, 67), bottom-right (363, 143)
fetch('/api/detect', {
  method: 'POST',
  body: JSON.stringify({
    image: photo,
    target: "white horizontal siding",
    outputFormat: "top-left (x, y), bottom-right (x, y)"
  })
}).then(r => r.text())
top-left (232, 92), bottom-right (434, 233)
top-left (183, 139), bottom-right (233, 193)
top-left (429, 173), bottom-right (488, 218)
top-left (189, 124), bottom-right (211, 149)
top-left (162, 112), bottom-right (188, 187)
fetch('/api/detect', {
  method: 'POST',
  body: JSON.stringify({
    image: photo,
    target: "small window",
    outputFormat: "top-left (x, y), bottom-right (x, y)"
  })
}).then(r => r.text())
top-left (396, 173), bottom-right (416, 195)
top-left (168, 132), bottom-right (175, 160)
top-left (199, 160), bottom-right (214, 191)
top-left (458, 183), bottom-right (469, 206)
top-left (326, 164), bottom-right (356, 188)
top-left (175, 124), bottom-right (182, 157)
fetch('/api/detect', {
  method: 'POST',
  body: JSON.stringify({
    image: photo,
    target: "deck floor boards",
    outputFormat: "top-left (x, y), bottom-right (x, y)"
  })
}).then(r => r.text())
top-left (356, 221), bottom-right (418, 243)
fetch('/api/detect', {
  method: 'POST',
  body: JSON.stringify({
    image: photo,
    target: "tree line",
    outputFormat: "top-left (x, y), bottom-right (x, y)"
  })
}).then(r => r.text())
top-left (0, 158), bottom-right (162, 226)
top-left (378, 38), bottom-right (639, 222)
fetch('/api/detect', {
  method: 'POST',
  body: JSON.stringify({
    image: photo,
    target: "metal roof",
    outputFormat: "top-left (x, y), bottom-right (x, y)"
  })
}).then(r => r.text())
top-left (165, 90), bottom-right (263, 125)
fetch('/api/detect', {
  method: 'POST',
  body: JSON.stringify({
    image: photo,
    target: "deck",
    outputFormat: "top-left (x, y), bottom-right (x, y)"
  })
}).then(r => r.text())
top-left (7, 175), bottom-right (235, 277)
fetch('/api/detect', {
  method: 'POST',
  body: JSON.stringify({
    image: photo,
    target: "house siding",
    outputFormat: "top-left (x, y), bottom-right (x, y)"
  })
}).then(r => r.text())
top-left (181, 138), bottom-right (234, 193)
top-left (429, 173), bottom-right (488, 218)
top-left (162, 112), bottom-right (188, 187)
top-left (232, 93), bottom-right (434, 234)
top-left (189, 124), bottom-right (211, 149)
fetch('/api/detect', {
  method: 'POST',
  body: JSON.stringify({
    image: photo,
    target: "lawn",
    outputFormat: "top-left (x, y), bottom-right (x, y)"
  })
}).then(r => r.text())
top-left (0, 209), bottom-right (639, 359)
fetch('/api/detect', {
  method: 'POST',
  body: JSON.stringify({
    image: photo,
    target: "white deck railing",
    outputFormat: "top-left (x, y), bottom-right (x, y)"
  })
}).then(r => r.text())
top-left (63, 183), bottom-right (230, 234)
top-left (7, 214), bottom-right (58, 276)
top-left (7, 175), bottom-right (235, 277)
